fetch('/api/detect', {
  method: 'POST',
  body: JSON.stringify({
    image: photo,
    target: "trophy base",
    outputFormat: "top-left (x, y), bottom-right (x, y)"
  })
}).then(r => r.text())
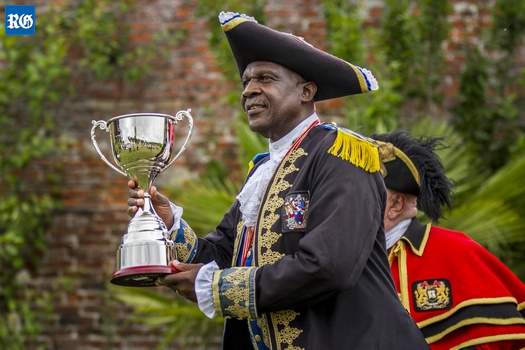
top-left (111, 265), bottom-right (177, 287)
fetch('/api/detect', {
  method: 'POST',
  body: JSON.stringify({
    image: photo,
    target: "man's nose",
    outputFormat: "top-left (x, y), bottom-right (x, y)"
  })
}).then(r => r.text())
top-left (242, 80), bottom-right (261, 98)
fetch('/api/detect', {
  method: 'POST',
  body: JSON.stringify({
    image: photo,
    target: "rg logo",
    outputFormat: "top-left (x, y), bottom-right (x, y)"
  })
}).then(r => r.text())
top-left (7, 13), bottom-right (34, 29)
top-left (4, 5), bottom-right (36, 36)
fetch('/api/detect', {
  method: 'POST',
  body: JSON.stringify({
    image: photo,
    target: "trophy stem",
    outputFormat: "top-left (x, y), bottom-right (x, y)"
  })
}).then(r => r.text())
top-left (143, 192), bottom-right (154, 214)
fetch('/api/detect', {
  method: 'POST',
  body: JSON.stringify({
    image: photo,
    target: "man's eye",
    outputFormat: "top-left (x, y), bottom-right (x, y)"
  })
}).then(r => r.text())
top-left (262, 75), bottom-right (273, 81)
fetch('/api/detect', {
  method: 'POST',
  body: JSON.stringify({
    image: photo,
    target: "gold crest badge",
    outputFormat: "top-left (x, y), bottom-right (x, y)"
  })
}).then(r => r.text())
top-left (412, 279), bottom-right (451, 311)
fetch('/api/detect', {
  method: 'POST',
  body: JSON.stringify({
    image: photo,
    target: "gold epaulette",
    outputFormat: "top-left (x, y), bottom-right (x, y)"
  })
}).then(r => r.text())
top-left (327, 128), bottom-right (381, 173)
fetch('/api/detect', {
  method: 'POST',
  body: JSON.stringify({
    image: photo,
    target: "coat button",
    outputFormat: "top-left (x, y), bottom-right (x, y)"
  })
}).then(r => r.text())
top-left (254, 335), bottom-right (262, 342)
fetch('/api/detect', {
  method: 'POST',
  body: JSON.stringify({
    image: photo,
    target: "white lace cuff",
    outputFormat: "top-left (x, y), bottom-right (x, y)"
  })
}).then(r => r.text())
top-left (195, 261), bottom-right (220, 319)
top-left (167, 201), bottom-right (184, 234)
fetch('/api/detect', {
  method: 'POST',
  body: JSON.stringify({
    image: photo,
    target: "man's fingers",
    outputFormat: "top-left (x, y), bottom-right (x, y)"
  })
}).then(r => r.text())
top-left (128, 206), bottom-right (138, 217)
top-left (170, 261), bottom-right (192, 272)
top-left (161, 270), bottom-right (192, 286)
top-left (127, 179), bottom-right (138, 189)
top-left (150, 186), bottom-right (170, 206)
top-left (127, 197), bottom-right (144, 207)
top-left (150, 186), bottom-right (158, 198)
top-left (158, 270), bottom-right (198, 302)
top-left (128, 188), bottom-right (144, 198)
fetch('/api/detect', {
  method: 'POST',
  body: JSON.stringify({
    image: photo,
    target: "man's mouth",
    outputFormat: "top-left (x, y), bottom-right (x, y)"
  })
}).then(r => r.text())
top-left (246, 103), bottom-right (267, 116)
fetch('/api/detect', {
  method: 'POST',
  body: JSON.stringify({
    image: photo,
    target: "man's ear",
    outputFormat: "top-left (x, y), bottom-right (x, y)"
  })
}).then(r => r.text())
top-left (386, 192), bottom-right (406, 221)
top-left (301, 81), bottom-right (317, 102)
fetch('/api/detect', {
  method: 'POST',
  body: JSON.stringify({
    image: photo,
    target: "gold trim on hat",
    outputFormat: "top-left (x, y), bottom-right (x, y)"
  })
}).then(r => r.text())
top-left (377, 141), bottom-right (421, 187)
top-left (222, 17), bottom-right (250, 32)
top-left (394, 147), bottom-right (421, 186)
top-left (348, 63), bottom-right (368, 92)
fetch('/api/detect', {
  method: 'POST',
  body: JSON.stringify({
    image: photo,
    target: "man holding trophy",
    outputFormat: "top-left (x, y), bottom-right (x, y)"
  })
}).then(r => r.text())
top-left (125, 12), bottom-right (427, 349)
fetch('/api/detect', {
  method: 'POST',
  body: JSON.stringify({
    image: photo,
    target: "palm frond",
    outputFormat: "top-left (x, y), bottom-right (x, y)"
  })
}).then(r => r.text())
top-left (112, 285), bottom-right (222, 349)
top-left (166, 177), bottom-right (238, 235)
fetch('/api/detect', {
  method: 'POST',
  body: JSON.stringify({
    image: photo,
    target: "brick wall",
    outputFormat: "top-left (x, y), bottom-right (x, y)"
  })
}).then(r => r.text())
top-left (21, 1), bottom-right (502, 348)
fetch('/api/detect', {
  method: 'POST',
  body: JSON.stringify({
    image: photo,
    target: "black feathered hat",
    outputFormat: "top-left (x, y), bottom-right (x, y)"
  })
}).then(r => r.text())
top-left (219, 11), bottom-right (378, 101)
top-left (372, 131), bottom-right (453, 221)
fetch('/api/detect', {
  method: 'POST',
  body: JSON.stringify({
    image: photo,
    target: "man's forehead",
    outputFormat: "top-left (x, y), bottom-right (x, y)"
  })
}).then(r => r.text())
top-left (242, 61), bottom-right (301, 78)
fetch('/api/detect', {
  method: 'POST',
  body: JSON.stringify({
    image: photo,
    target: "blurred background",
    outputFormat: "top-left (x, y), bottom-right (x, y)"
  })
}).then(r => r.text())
top-left (1, 0), bottom-right (524, 349)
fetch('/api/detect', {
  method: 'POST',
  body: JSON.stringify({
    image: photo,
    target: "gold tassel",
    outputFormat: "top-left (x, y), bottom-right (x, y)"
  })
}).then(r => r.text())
top-left (327, 129), bottom-right (380, 173)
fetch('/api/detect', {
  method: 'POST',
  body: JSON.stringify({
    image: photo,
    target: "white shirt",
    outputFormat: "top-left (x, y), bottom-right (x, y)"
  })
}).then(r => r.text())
top-left (385, 218), bottom-right (412, 249)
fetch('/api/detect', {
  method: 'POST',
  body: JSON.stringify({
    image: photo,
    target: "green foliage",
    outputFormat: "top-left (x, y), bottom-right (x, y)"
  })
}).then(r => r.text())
top-left (234, 116), bottom-right (267, 174)
top-left (113, 286), bottom-right (222, 349)
top-left (168, 176), bottom-right (238, 235)
top-left (491, 0), bottom-right (525, 54)
top-left (381, 0), bottom-right (450, 109)
top-left (408, 118), bottom-right (476, 197)
top-left (453, 0), bottom-right (525, 172)
top-left (71, 0), bottom-right (185, 82)
top-left (0, 6), bottom-right (67, 347)
top-left (381, 0), bottom-right (417, 91)
top-left (442, 154), bottom-right (525, 277)
top-left (452, 47), bottom-right (520, 171)
top-left (343, 65), bottom-right (403, 135)
top-left (415, 0), bottom-right (451, 105)
top-left (323, 0), bottom-right (364, 63)
top-left (322, 2), bottom-right (402, 134)
top-left (0, 1), bottom-right (176, 347)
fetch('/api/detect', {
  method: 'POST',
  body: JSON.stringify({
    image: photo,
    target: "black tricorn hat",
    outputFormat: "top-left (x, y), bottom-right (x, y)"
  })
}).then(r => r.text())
top-left (372, 131), bottom-right (453, 221)
top-left (219, 11), bottom-right (378, 101)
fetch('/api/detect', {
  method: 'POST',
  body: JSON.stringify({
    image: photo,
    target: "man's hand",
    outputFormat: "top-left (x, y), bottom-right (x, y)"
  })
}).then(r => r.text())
top-left (159, 261), bottom-right (204, 302)
top-left (127, 180), bottom-right (174, 228)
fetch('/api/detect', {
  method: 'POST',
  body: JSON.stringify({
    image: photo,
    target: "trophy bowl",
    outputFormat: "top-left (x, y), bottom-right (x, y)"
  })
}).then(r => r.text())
top-left (91, 111), bottom-right (193, 287)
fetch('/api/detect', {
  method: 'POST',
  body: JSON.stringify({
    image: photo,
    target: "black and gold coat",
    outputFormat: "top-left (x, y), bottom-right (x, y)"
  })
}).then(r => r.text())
top-left (175, 125), bottom-right (428, 349)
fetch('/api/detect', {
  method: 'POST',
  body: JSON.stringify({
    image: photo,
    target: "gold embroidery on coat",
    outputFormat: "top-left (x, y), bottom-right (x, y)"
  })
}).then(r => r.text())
top-left (261, 231), bottom-right (281, 250)
top-left (221, 267), bottom-right (256, 319)
top-left (258, 148), bottom-right (307, 266)
top-left (259, 314), bottom-right (273, 349)
top-left (175, 225), bottom-right (197, 262)
top-left (272, 310), bottom-right (304, 350)
top-left (254, 148), bottom-right (306, 349)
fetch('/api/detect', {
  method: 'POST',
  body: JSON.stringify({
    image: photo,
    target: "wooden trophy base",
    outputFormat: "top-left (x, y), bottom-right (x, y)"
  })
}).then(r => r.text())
top-left (111, 265), bottom-right (178, 287)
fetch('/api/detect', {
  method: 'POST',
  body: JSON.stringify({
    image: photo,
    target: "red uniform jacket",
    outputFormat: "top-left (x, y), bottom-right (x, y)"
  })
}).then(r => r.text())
top-left (389, 219), bottom-right (525, 350)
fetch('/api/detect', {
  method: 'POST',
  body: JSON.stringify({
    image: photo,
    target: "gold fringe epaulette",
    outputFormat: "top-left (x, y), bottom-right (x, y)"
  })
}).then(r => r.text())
top-left (327, 128), bottom-right (381, 173)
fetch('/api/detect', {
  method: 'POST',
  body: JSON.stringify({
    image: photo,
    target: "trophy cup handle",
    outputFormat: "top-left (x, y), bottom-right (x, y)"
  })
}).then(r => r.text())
top-left (91, 120), bottom-right (128, 177)
top-left (165, 109), bottom-right (194, 170)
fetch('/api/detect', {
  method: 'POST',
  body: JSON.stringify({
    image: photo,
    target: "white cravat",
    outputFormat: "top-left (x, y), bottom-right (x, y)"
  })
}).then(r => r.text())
top-left (195, 112), bottom-right (320, 319)
top-left (236, 113), bottom-right (320, 227)
top-left (385, 218), bottom-right (412, 249)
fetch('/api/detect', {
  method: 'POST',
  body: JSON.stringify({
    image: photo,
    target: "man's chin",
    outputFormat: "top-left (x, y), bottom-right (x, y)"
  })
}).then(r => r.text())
top-left (247, 120), bottom-right (270, 138)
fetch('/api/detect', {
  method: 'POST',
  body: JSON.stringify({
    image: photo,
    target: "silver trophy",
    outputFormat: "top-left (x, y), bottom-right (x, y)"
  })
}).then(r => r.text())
top-left (91, 111), bottom-right (193, 286)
